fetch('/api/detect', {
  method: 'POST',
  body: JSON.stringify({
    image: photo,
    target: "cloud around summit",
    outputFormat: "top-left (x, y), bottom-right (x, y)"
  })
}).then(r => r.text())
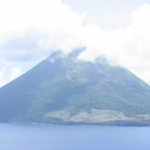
top-left (0, 0), bottom-right (150, 86)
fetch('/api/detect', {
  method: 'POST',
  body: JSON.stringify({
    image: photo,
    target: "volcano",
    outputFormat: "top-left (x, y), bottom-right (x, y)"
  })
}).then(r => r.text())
top-left (0, 49), bottom-right (150, 125)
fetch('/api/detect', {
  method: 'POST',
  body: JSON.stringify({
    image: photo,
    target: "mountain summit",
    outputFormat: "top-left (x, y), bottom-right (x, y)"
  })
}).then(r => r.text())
top-left (1, 49), bottom-right (150, 125)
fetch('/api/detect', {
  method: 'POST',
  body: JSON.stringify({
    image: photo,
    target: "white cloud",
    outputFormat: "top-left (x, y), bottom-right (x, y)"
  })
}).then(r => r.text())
top-left (0, 0), bottom-right (86, 87)
top-left (77, 3), bottom-right (150, 84)
top-left (0, 0), bottom-right (86, 61)
top-left (9, 67), bottom-right (22, 81)
top-left (0, 66), bottom-right (22, 87)
top-left (0, 0), bottom-right (85, 34)
top-left (0, 1), bottom-right (150, 86)
top-left (0, 68), bottom-right (7, 87)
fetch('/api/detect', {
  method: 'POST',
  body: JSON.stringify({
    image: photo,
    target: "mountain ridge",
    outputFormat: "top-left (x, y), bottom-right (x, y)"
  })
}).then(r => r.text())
top-left (1, 49), bottom-right (150, 125)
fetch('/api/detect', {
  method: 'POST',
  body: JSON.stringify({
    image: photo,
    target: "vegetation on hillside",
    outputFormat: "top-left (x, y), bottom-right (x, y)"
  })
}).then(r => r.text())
top-left (0, 49), bottom-right (150, 125)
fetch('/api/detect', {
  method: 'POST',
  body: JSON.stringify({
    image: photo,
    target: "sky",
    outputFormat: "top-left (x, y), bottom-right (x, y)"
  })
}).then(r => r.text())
top-left (63, 0), bottom-right (150, 30)
top-left (0, 0), bottom-right (150, 87)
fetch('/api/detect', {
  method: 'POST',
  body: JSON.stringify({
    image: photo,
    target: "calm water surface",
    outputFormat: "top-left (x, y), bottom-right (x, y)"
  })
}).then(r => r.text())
top-left (0, 123), bottom-right (150, 150)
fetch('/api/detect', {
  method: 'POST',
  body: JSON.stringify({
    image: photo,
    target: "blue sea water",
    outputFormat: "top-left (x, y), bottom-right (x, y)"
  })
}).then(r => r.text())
top-left (0, 123), bottom-right (150, 150)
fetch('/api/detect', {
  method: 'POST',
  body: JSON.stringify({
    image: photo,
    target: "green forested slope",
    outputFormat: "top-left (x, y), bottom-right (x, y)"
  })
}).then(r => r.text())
top-left (0, 50), bottom-right (150, 125)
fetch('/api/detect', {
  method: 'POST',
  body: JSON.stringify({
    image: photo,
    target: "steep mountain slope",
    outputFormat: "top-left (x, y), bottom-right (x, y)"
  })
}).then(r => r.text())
top-left (1, 49), bottom-right (150, 125)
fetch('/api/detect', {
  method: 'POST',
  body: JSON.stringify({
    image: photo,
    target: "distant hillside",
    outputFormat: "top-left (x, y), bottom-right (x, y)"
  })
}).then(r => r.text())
top-left (1, 49), bottom-right (150, 125)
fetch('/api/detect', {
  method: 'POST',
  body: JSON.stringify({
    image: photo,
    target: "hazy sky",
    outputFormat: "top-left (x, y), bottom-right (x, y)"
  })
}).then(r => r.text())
top-left (63, 0), bottom-right (150, 29)
top-left (0, 0), bottom-right (150, 87)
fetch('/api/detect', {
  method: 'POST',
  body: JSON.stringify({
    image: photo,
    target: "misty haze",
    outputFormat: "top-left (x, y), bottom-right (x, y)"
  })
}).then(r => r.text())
top-left (0, 0), bottom-right (150, 150)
